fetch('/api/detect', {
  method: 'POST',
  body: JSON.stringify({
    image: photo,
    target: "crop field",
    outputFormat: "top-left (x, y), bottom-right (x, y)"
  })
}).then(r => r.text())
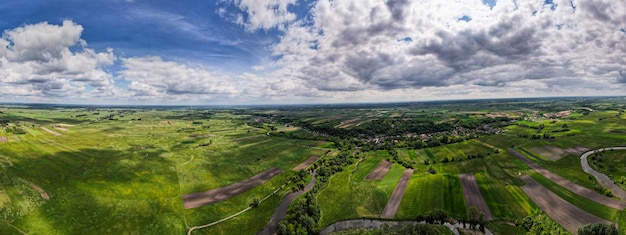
top-left (0, 107), bottom-right (332, 234)
top-left (2, 97), bottom-right (626, 234)
top-left (395, 173), bottom-right (467, 219)
top-left (317, 155), bottom-right (405, 226)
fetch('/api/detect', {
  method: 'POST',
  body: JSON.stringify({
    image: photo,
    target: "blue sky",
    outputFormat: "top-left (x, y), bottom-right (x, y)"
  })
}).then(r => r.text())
top-left (0, 0), bottom-right (624, 105)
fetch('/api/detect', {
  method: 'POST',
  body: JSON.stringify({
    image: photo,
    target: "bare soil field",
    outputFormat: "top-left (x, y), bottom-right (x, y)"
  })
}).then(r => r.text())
top-left (292, 156), bottom-right (319, 170)
top-left (182, 167), bottom-right (284, 209)
top-left (520, 175), bottom-right (608, 233)
top-left (509, 149), bottom-right (626, 210)
top-left (365, 160), bottom-right (393, 180)
top-left (530, 146), bottom-right (589, 161)
top-left (19, 178), bottom-right (49, 200)
top-left (459, 174), bottom-right (493, 220)
top-left (380, 168), bottom-right (414, 218)
top-left (474, 140), bottom-right (497, 150)
top-left (40, 127), bottom-right (61, 136)
top-left (0, 136), bottom-right (7, 143)
top-left (334, 118), bottom-right (361, 129)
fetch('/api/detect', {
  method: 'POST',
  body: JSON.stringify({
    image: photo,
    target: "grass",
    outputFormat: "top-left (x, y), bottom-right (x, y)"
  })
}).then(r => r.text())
top-left (542, 154), bottom-right (598, 190)
top-left (395, 173), bottom-right (466, 219)
top-left (474, 172), bottom-right (535, 219)
top-left (318, 155), bottom-right (405, 226)
top-left (528, 172), bottom-right (618, 221)
top-left (0, 107), bottom-right (329, 234)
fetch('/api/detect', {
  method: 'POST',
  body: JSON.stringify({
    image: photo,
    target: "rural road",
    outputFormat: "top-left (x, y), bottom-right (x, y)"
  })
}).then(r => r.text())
top-left (580, 147), bottom-right (626, 200)
top-left (508, 149), bottom-right (626, 210)
top-left (257, 170), bottom-right (317, 235)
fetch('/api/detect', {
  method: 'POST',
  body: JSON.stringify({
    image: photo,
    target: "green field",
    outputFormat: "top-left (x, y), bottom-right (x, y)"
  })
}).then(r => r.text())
top-left (0, 108), bottom-right (330, 234)
top-left (318, 154), bottom-right (405, 226)
top-left (2, 97), bottom-right (626, 234)
top-left (395, 173), bottom-right (466, 219)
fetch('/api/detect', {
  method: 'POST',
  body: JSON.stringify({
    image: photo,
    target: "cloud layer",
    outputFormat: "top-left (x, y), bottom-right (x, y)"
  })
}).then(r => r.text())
top-left (1, 0), bottom-right (625, 104)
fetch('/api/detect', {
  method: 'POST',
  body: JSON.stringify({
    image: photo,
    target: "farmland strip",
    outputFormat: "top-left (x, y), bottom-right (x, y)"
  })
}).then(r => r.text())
top-left (520, 175), bottom-right (609, 233)
top-left (381, 168), bottom-right (414, 218)
top-left (508, 149), bottom-right (626, 210)
top-left (182, 167), bottom-right (283, 209)
top-left (365, 160), bottom-right (393, 180)
top-left (292, 156), bottom-right (319, 170)
top-left (40, 127), bottom-right (61, 136)
top-left (459, 174), bottom-right (493, 220)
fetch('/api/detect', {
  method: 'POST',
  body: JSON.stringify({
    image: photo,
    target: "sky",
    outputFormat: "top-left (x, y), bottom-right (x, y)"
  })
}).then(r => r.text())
top-left (0, 0), bottom-right (624, 105)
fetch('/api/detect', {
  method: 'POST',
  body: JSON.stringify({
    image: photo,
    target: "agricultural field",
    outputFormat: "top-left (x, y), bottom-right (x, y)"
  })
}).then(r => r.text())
top-left (0, 106), bottom-right (332, 234)
top-left (1, 97), bottom-right (626, 234)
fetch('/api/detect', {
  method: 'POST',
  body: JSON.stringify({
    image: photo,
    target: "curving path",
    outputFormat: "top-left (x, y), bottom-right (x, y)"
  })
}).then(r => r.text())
top-left (257, 170), bottom-right (316, 235)
top-left (509, 149), bottom-right (626, 210)
top-left (580, 147), bottom-right (626, 200)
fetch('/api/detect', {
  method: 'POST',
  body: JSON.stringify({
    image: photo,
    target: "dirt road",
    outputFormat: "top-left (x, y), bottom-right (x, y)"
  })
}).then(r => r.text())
top-left (580, 147), bottom-right (626, 200)
top-left (257, 171), bottom-right (316, 235)
top-left (508, 149), bottom-right (626, 210)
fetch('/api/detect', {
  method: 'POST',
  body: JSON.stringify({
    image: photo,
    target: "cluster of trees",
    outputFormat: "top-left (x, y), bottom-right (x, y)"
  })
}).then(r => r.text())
top-left (288, 170), bottom-right (310, 192)
top-left (278, 149), bottom-right (357, 234)
top-left (277, 193), bottom-right (320, 235)
top-left (577, 223), bottom-right (618, 235)
top-left (279, 116), bottom-right (511, 142)
top-left (518, 213), bottom-right (568, 235)
top-left (387, 149), bottom-right (413, 169)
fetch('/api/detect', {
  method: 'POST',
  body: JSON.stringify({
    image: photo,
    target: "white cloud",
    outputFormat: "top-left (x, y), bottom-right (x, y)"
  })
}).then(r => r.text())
top-left (0, 20), bottom-right (118, 99)
top-left (259, 0), bottom-right (626, 100)
top-left (221, 0), bottom-right (298, 31)
top-left (121, 56), bottom-right (239, 100)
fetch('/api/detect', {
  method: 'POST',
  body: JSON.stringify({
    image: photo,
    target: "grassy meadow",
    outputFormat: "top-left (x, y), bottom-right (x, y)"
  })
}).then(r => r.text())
top-left (0, 107), bottom-right (330, 234)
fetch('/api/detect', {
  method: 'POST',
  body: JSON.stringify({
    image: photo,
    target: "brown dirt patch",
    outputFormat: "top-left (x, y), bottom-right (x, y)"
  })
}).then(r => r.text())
top-left (293, 156), bottom-right (319, 170)
top-left (381, 168), bottom-right (414, 218)
top-left (520, 175), bottom-right (609, 233)
top-left (459, 174), bottom-right (493, 220)
top-left (474, 140), bottom-right (497, 150)
top-left (335, 118), bottom-right (361, 129)
top-left (542, 110), bottom-right (573, 119)
top-left (190, 134), bottom-right (216, 138)
top-left (0, 136), bottom-right (7, 143)
top-left (19, 178), bottom-right (49, 200)
top-left (530, 146), bottom-right (590, 161)
top-left (40, 127), bottom-right (61, 136)
top-left (182, 167), bottom-right (283, 209)
top-left (509, 149), bottom-right (626, 210)
top-left (365, 160), bottom-right (393, 180)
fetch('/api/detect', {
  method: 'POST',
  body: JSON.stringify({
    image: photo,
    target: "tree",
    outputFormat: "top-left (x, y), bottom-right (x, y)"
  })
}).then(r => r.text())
top-left (577, 223), bottom-right (618, 235)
